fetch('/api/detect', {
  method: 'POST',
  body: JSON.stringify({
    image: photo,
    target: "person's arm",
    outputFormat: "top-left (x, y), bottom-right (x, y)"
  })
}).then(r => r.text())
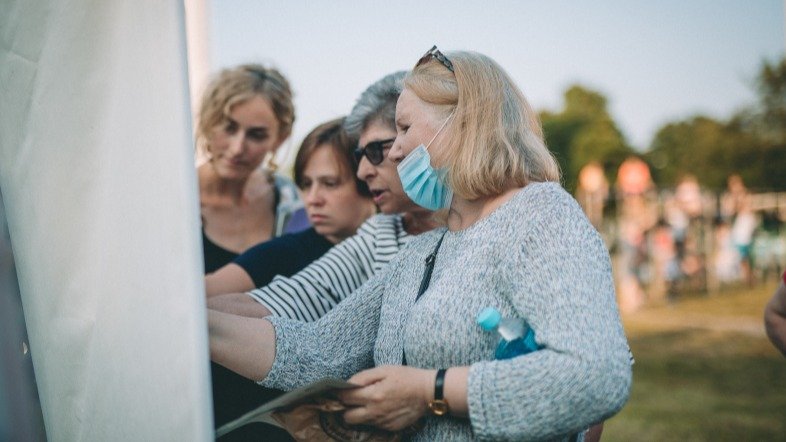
top-left (339, 365), bottom-right (470, 432)
top-left (245, 218), bottom-right (380, 321)
top-left (209, 269), bottom-right (387, 384)
top-left (205, 263), bottom-right (254, 297)
top-left (206, 218), bottom-right (377, 319)
top-left (765, 278), bottom-right (786, 356)
top-left (206, 228), bottom-right (331, 298)
top-left (208, 310), bottom-right (275, 380)
top-left (207, 292), bottom-right (272, 317)
top-left (341, 365), bottom-right (605, 435)
top-left (340, 194), bottom-right (629, 438)
top-left (254, 270), bottom-right (389, 389)
top-left (465, 195), bottom-right (631, 440)
top-left (585, 422), bottom-right (605, 442)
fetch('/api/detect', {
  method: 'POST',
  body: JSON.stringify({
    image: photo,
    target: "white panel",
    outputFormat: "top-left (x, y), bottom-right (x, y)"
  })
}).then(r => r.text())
top-left (0, 1), bottom-right (212, 440)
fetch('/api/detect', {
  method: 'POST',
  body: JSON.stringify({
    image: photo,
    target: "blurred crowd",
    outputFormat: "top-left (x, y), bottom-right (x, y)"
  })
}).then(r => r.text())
top-left (575, 158), bottom-right (786, 312)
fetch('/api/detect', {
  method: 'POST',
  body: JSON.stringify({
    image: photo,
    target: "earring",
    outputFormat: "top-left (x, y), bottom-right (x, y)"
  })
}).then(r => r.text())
top-left (265, 153), bottom-right (278, 173)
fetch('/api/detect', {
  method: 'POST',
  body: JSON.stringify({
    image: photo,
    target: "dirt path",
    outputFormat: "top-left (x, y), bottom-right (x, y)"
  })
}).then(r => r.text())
top-left (624, 310), bottom-right (766, 337)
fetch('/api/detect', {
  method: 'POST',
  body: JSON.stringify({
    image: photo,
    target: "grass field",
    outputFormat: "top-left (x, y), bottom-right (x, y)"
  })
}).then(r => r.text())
top-left (603, 283), bottom-right (786, 441)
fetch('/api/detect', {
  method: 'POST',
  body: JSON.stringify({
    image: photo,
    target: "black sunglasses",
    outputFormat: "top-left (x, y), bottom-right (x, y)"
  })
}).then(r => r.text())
top-left (416, 45), bottom-right (454, 72)
top-left (354, 138), bottom-right (396, 166)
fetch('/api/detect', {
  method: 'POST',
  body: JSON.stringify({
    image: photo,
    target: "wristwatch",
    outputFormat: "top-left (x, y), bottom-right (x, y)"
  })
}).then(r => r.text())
top-left (427, 368), bottom-right (450, 416)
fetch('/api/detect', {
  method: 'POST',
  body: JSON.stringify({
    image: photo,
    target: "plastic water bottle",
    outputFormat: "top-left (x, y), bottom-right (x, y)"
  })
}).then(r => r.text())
top-left (476, 307), bottom-right (539, 360)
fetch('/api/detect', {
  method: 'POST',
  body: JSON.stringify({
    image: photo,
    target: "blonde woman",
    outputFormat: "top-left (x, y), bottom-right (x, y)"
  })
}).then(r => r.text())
top-left (197, 64), bottom-right (300, 273)
top-left (209, 49), bottom-right (632, 440)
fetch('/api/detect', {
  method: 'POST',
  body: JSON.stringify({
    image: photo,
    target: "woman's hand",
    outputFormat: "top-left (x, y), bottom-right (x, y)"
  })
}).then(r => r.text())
top-left (338, 365), bottom-right (435, 432)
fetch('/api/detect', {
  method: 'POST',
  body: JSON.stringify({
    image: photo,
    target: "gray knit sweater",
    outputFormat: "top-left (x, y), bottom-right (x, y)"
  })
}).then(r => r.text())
top-left (262, 182), bottom-right (632, 441)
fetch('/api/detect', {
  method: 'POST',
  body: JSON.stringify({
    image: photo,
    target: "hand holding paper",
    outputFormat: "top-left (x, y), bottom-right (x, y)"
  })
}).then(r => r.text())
top-left (216, 377), bottom-right (409, 441)
top-left (339, 365), bottom-right (434, 431)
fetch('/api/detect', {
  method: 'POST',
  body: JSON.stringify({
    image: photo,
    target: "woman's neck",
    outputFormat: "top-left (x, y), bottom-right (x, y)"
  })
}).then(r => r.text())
top-left (402, 209), bottom-right (440, 235)
top-left (199, 163), bottom-right (252, 203)
top-left (447, 186), bottom-right (520, 231)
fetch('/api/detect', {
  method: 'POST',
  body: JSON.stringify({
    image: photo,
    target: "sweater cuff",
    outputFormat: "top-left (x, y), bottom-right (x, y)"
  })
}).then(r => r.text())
top-left (256, 316), bottom-right (299, 390)
top-left (467, 361), bottom-right (496, 441)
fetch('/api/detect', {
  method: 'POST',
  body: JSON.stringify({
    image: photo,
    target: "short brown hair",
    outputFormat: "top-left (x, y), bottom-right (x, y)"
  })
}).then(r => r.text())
top-left (294, 118), bottom-right (370, 197)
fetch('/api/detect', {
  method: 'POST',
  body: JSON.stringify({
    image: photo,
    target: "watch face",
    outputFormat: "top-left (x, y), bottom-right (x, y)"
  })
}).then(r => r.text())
top-left (428, 400), bottom-right (449, 416)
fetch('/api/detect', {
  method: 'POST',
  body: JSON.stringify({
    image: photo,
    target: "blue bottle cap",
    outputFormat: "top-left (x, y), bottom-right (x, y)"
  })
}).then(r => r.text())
top-left (477, 307), bottom-right (501, 331)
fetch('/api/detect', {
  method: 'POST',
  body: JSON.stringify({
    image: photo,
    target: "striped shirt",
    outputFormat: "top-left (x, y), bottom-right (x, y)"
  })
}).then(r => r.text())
top-left (247, 213), bottom-right (409, 322)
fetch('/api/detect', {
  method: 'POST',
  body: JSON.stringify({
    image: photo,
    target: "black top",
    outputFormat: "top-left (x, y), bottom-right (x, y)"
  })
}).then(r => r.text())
top-left (211, 227), bottom-right (334, 442)
top-left (233, 227), bottom-right (333, 287)
top-left (202, 181), bottom-right (304, 274)
top-left (202, 230), bottom-right (241, 274)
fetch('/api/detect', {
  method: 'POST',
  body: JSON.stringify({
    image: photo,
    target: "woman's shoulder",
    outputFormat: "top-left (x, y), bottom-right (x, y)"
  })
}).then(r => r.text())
top-left (509, 181), bottom-right (583, 221)
top-left (271, 227), bottom-right (326, 249)
top-left (515, 181), bottom-right (571, 205)
top-left (492, 182), bottom-right (594, 244)
top-left (402, 226), bottom-right (446, 249)
top-left (234, 228), bottom-right (321, 266)
top-left (358, 213), bottom-right (402, 231)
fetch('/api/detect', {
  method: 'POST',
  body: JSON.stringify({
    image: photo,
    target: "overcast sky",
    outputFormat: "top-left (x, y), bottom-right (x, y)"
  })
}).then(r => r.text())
top-left (208, 0), bottom-right (784, 158)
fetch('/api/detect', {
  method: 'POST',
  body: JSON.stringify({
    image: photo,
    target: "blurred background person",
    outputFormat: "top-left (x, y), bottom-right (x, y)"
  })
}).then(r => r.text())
top-left (197, 64), bottom-right (302, 273)
top-left (576, 161), bottom-right (609, 231)
top-left (712, 217), bottom-right (740, 287)
top-left (673, 174), bottom-right (708, 294)
top-left (723, 175), bottom-right (759, 286)
top-left (616, 156), bottom-right (657, 312)
top-left (650, 218), bottom-right (680, 302)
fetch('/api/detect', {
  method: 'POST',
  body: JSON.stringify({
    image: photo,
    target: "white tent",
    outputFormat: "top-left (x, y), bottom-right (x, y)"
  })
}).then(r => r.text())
top-left (0, 1), bottom-right (212, 440)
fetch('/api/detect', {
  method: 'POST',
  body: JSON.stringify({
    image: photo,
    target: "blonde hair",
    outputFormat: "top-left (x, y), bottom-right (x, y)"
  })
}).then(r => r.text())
top-left (197, 64), bottom-right (295, 159)
top-left (404, 51), bottom-right (560, 200)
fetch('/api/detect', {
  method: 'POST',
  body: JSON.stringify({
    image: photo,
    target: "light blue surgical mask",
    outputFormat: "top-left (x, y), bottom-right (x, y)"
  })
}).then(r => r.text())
top-left (397, 112), bottom-right (454, 211)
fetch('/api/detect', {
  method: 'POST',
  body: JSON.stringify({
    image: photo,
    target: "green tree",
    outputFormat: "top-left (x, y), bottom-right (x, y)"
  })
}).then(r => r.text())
top-left (755, 57), bottom-right (786, 143)
top-left (746, 58), bottom-right (786, 190)
top-left (540, 85), bottom-right (633, 192)
top-left (647, 57), bottom-right (786, 191)
top-left (646, 116), bottom-right (755, 191)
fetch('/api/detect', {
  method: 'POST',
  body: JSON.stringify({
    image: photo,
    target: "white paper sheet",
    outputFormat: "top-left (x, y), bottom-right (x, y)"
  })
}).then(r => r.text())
top-left (0, 1), bottom-right (212, 440)
top-left (216, 378), bottom-right (358, 438)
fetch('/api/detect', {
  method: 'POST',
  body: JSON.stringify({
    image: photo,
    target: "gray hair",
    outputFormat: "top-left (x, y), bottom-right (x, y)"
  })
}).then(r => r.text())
top-left (344, 71), bottom-right (406, 138)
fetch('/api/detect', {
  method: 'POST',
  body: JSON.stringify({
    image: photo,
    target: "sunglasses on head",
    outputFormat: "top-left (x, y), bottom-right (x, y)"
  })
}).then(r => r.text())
top-left (354, 138), bottom-right (396, 166)
top-left (416, 45), bottom-right (454, 72)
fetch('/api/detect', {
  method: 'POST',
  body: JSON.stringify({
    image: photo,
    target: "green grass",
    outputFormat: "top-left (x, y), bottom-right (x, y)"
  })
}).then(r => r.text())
top-left (603, 284), bottom-right (786, 441)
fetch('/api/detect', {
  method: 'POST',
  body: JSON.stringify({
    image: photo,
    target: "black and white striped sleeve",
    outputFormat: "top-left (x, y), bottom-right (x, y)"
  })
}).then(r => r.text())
top-left (246, 215), bottom-right (391, 322)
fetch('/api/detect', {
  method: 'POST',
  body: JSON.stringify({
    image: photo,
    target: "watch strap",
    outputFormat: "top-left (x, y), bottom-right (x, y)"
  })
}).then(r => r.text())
top-left (428, 368), bottom-right (450, 416)
top-left (434, 368), bottom-right (447, 400)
